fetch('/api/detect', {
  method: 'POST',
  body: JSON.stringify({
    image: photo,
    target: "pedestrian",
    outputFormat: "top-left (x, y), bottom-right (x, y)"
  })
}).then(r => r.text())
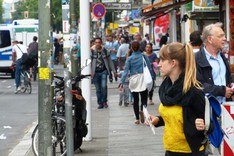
top-left (118, 66), bottom-right (129, 107)
top-left (189, 30), bottom-right (203, 53)
top-left (195, 22), bottom-right (234, 104)
top-left (28, 36), bottom-right (38, 78)
top-left (133, 33), bottom-right (147, 52)
top-left (59, 38), bottom-right (64, 64)
top-left (117, 37), bottom-right (129, 70)
top-left (12, 40), bottom-right (28, 93)
top-left (144, 43), bottom-right (158, 105)
top-left (148, 42), bottom-right (206, 156)
top-left (28, 36), bottom-right (38, 58)
top-left (91, 37), bottom-right (117, 109)
top-left (105, 35), bottom-right (119, 82)
top-left (119, 41), bottom-right (154, 124)
top-left (159, 35), bottom-right (168, 48)
top-left (54, 38), bottom-right (60, 65)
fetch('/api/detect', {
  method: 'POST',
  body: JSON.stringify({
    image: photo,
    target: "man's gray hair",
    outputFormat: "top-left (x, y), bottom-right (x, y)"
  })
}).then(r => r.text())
top-left (201, 22), bottom-right (223, 43)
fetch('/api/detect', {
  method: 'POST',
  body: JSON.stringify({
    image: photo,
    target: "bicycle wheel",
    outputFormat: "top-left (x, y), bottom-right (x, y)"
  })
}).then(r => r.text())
top-left (52, 116), bottom-right (67, 156)
top-left (32, 125), bottom-right (39, 156)
top-left (32, 117), bottom-right (66, 156)
top-left (25, 81), bottom-right (32, 94)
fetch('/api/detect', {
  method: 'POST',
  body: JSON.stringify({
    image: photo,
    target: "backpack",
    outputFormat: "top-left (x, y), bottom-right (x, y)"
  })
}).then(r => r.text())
top-left (17, 45), bottom-right (36, 67)
top-left (204, 94), bottom-right (224, 149)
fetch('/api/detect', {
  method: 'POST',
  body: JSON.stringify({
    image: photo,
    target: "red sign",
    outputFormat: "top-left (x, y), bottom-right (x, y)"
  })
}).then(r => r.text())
top-left (92, 3), bottom-right (106, 19)
top-left (153, 14), bottom-right (170, 47)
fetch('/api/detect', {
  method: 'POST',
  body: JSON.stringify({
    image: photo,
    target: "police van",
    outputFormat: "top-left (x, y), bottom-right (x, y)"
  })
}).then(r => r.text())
top-left (0, 19), bottom-right (38, 78)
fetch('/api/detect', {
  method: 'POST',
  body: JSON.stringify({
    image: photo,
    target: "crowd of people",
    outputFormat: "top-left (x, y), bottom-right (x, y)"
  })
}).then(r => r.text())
top-left (90, 22), bottom-right (232, 156)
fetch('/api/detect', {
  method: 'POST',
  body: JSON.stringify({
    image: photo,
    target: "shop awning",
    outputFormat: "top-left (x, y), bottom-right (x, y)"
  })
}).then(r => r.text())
top-left (142, 0), bottom-right (192, 19)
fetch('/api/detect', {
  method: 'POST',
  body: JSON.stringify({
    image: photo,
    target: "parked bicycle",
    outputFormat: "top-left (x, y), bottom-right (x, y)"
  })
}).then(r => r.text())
top-left (31, 59), bottom-right (91, 155)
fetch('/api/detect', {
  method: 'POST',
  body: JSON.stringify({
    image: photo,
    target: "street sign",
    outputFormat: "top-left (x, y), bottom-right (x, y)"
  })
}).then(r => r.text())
top-left (104, 3), bottom-right (132, 10)
top-left (92, 3), bottom-right (106, 18)
top-left (102, 0), bottom-right (117, 3)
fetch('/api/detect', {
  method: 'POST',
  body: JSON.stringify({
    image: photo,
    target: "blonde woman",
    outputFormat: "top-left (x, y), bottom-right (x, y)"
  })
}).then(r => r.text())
top-left (149, 42), bottom-right (206, 156)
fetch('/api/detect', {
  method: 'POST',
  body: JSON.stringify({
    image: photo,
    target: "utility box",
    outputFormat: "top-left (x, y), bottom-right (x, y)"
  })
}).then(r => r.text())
top-left (221, 102), bottom-right (234, 156)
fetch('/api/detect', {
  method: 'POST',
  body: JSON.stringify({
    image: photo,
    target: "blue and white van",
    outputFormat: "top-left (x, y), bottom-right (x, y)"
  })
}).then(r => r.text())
top-left (0, 25), bottom-right (14, 78)
top-left (0, 19), bottom-right (38, 78)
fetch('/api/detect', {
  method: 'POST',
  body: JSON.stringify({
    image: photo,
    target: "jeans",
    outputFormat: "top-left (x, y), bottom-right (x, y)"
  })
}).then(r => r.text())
top-left (15, 59), bottom-right (22, 88)
top-left (119, 84), bottom-right (129, 103)
top-left (92, 70), bottom-right (108, 105)
top-left (109, 59), bottom-right (117, 80)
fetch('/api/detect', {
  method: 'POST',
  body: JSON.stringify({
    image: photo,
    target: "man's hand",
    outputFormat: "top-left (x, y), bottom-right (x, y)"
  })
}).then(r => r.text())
top-left (225, 87), bottom-right (233, 98)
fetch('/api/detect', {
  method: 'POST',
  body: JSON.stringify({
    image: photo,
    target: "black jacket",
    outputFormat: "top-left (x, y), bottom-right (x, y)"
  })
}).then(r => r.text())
top-left (156, 87), bottom-right (205, 155)
top-left (195, 47), bottom-right (233, 98)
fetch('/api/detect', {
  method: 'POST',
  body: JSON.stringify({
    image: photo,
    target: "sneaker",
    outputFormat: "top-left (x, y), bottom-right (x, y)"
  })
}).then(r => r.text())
top-left (134, 120), bottom-right (140, 124)
top-left (97, 104), bottom-right (103, 109)
top-left (103, 102), bottom-right (108, 108)
top-left (124, 102), bottom-right (129, 107)
top-left (148, 100), bottom-right (154, 105)
top-left (109, 77), bottom-right (113, 83)
top-left (119, 101), bottom-right (122, 106)
top-left (139, 111), bottom-right (145, 123)
top-left (129, 101), bottom-right (134, 105)
top-left (15, 87), bottom-right (21, 94)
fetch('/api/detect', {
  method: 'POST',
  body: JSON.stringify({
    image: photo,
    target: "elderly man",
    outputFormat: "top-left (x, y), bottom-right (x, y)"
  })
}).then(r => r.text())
top-left (195, 22), bottom-right (234, 104)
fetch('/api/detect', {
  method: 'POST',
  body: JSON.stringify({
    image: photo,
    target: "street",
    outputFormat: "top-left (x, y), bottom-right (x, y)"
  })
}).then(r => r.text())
top-left (0, 73), bottom-right (38, 156)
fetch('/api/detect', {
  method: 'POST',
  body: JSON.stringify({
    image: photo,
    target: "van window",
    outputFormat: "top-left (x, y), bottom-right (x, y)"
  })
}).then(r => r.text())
top-left (0, 30), bottom-right (11, 48)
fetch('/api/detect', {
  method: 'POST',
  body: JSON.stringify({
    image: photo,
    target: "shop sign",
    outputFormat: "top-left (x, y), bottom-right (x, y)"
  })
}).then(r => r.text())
top-left (102, 0), bottom-right (117, 3)
top-left (193, 0), bottom-right (219, 11)
top-left (104, 3), bottom-right (131, 10)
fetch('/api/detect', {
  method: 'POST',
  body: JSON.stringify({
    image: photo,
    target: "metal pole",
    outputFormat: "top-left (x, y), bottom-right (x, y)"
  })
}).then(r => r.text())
top-left (38, 0), bottom-right (52, 155)
top-left (180, 5), bottom-right (185, 43)
top-left (169, 10), bottom-right (177, 42)
top-left (62, 3), bottom-right (74, 155)
top-left (80, 0), bottom-right (92, 141)
top-left (70, 0), bottom-right (78, 77)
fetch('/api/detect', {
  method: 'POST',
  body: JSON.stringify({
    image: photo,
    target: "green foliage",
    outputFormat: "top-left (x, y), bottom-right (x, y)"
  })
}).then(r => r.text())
top-left (11, 0), bottom-right (80, 31)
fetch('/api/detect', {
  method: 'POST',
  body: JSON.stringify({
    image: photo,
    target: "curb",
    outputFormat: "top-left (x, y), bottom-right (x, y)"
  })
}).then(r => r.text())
top-left (8, 121), bottom-right (37, 156)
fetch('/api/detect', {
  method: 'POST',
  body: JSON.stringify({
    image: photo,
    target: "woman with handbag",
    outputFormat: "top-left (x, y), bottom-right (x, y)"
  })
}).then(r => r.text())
top-left (148, 42), bottom-right (206, 156)
top-left (144, 43), bottom-right (159, 105)
top-left (119, 41), bottom-right (154, 124)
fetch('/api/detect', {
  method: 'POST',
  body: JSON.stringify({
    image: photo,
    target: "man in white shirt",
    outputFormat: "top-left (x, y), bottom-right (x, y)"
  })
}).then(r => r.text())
top-left (117, 37), bottom-right (129, 70)
top-left (12, 40), bottom-right (28, 93)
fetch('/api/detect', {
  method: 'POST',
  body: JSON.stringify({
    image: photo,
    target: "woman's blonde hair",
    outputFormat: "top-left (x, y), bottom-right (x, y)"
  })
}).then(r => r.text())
top-left (159, 42), bottom-right (201, 93)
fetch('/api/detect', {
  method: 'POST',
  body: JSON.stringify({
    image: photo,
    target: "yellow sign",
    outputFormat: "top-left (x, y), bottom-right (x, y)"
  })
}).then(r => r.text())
top-left (129, 27), bottom-right (139, 35)
top-left (106, 29), bottom-right (112, 35)
top-left (109, 23), bottom-right (118, 30)
top-left (109, 23), bottom-right (114, 29)
top-left (114, 23), bottom-right (118, 29)
top-left (39, 68), bottom-right (50, 80)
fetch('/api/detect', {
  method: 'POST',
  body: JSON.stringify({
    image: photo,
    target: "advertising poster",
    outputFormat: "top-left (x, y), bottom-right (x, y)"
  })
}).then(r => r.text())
top-left (193, 0), bottom-right (219, 11)
top-left (153, 14), bottom-right (169, 47)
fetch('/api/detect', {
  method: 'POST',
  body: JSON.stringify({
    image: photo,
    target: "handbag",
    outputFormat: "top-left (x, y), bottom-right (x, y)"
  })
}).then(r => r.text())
top-left (129, 73), bottom-right (146, 92)
top-left (143, 56), bottom-right (153, 91)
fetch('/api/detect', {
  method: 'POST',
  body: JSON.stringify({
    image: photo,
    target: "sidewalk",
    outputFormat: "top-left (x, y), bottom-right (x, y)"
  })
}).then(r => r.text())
top-left (76, 79), bottom-right (165, 156)
top-left (23, 77), bottom-right (220, 156)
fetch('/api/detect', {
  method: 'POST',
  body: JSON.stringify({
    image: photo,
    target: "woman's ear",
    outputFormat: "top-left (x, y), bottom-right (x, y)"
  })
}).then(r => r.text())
top-left (171, 59), bottom-right (176, 68)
